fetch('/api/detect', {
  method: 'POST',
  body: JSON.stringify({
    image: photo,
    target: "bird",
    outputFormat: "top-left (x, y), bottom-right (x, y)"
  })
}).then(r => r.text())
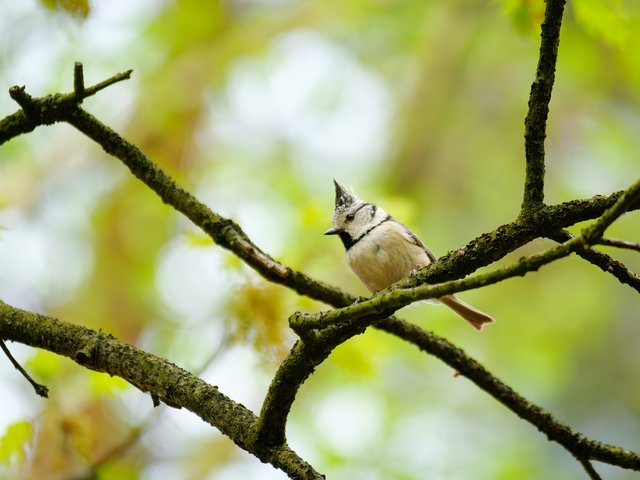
top-left (324, 180), bottom-right (494, 331)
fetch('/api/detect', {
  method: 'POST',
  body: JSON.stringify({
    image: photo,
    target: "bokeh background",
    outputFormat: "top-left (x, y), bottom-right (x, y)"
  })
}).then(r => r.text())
top-left (1, 0), bottom-right (639, 479)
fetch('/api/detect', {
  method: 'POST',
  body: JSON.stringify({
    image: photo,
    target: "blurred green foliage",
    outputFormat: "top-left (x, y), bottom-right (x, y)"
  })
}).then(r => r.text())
top-left (0, 422), bottom-right (32, 466)
top-left (40, 0), bottom-right (89, 19)
top-left (1, 0), bottom-right (639, 479)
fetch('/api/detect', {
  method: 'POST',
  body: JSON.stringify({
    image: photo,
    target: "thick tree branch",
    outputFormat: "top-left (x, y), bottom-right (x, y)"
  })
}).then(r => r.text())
top-left (0, 300), bottom-right (323, 480)
top-left (255, 321), bottom-right (369, 447)
top-left (255, 340), bottom-right (331, 447)
top-left (522, 0), bottom-right (566, 211)
top-left (408, 192), bottom-right (640, 289)
top-left (66, 329), bottom-right (234, 480)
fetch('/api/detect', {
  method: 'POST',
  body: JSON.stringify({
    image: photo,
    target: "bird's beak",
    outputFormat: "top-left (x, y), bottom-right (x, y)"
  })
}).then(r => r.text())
top-left (324, 227), bottom-right (340, 235)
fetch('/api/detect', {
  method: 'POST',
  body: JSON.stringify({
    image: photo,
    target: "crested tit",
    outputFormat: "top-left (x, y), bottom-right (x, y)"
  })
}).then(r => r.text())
top-left (324, 180), bottom-right (493, 331)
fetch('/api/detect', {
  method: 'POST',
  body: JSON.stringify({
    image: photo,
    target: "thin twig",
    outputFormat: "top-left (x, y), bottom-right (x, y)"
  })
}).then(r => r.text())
top-left (597, 237), bottom-right (640, 253)
top-left (582, 176), bottom-right (640, 243)
top-left (577, 456), bottom-right (603, 480)
top-left (0, 339), bottom-right (48, 398)
top-left (551, 230), bottom-right (640, 293)
top-left (80, 67), bottom-right (132, 100)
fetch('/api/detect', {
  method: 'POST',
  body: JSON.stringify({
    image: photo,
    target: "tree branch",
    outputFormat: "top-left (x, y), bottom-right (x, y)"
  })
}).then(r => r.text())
top-left (0, 300), bottom-right (323, 480)
top-left (290, 237), bottom-right (576, 334)
top-left (522, 0), bottom-right (566, 211)
top-left (551, 230), bottom-right (640, 293)
top-left (597, 237), bottom-right (640, 253)
top-left (576, 457), bottom-right (604, 480)
top-left (376, 318), bottom-right (640, 470)
top-left (0, 339), bottom-right (48, 398)
top-left (65, 329), bottom-right (234, 480)
top-left (255, 321), bottom-right (369, 447)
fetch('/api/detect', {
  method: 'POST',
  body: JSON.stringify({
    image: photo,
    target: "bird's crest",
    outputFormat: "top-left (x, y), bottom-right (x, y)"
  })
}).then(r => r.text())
top-left (333, 179), bottom-right (358, 211)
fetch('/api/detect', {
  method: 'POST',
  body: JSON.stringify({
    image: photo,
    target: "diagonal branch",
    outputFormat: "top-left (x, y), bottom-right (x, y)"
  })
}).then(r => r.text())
top-left (376, 318), bottom-right (640, 470)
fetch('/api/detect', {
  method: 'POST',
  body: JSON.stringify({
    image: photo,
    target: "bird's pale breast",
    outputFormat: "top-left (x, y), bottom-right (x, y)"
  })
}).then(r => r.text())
top-left (346, 222), bottom-right (432, 292)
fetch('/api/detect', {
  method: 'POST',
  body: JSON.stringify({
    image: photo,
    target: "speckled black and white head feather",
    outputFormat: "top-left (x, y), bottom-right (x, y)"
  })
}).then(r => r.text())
top-left (333, 179), bottom-right (358, 212)
top-left (325, 180), bottom-right (389, 251)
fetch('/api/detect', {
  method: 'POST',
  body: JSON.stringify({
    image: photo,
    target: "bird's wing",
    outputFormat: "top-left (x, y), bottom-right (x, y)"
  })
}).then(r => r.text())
top-left (398, 221), bottom-right (437, 263)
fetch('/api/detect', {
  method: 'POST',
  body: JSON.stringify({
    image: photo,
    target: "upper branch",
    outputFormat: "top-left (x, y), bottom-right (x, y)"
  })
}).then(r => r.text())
top-left (0, 65), bottom-right (634, 309)
top-left (0, 67), bottom-right (132, 145)
top-left (522, 0), bottom-right (566, 212)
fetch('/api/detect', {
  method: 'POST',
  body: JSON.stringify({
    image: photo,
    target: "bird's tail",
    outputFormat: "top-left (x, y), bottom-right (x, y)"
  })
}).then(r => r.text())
top-left (440, 295), bottom-right (494, 331)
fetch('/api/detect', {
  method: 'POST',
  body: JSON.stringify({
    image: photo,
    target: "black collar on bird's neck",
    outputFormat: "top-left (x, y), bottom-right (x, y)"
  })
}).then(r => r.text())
top-left (340, 214), bottom-right (392, 251)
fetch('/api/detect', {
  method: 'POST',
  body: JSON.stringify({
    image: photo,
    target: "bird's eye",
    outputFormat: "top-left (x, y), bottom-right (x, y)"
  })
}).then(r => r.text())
top-left (346, 213), bottom-right (355, 222)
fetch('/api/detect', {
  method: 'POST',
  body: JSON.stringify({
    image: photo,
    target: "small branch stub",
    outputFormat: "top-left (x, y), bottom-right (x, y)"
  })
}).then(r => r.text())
top-left (9, 85), bottom-right (35, 111)
top-left (74, 62), bottom-right (85, 100)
